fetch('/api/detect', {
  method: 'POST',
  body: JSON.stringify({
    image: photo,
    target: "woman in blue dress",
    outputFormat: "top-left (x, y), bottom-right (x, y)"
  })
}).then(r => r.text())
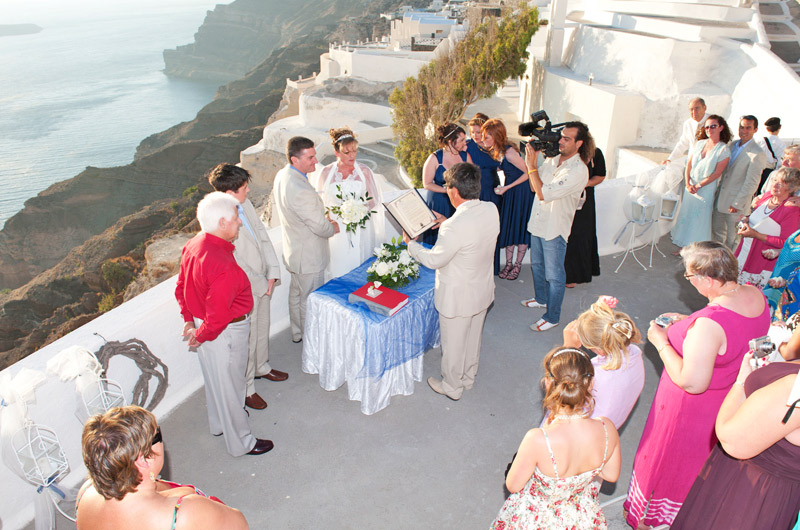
top-left (466, 113), bottom-right (501, 206)
top-left (421, 123), bottom-right (471, 245)
top-left (482, 118), bottom-right (533, 280)
top-left (671, 115), bottom-right (732, 248)
top-left (466, 113), bottom-right (502, 273)
top-left (763, 228), bottom-right (800, 316)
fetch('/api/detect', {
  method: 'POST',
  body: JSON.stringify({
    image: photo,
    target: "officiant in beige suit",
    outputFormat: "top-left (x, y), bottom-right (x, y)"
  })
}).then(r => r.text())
top-left (272, 137), bottom-right (338, 343)
top-left (405, 162), bottom-right (500, 401)
top-left (208, 164), bottom-right (288, 411)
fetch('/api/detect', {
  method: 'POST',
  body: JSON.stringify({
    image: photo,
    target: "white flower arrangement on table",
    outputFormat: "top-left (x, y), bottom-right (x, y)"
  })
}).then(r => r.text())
top-left (326, 184), bottom-right (375, 235)
top-left (366, 237), bottom-right (420, 289)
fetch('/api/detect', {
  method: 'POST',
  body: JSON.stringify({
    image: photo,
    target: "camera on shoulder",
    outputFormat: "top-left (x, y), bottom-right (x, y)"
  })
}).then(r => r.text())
top-left (518, 110), bottom-right (565, 159)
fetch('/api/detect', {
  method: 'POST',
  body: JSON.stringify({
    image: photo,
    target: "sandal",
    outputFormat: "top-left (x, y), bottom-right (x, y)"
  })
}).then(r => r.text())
top-left (499, 261), bottom-right (512, 279)
top-left (506, 263), bottom-right (521, 280)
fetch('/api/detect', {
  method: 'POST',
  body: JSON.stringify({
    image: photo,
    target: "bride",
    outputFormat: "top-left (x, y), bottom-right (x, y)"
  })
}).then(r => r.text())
top-left (317, 127), bottom-right (382, 279)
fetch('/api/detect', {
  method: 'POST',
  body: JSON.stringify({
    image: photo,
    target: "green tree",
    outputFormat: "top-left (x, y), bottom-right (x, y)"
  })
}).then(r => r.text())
top-left (389, 6), bottom-right (539, 186)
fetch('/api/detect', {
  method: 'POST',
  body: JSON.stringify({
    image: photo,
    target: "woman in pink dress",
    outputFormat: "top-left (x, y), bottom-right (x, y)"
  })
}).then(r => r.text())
top-left (623, 241), bottom-right (769, 529)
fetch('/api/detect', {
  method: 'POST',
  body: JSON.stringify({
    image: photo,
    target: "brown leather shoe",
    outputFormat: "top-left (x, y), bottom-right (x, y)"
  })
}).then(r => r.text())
top-left (247, 438), bottom-right (274, 455)
top-left (245, 393), bottom-right (267, 410)
top-left (257, 369), bottom-right (289, 382)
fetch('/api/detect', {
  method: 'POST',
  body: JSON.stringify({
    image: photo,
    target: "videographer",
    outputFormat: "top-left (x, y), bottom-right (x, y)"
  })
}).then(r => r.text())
top-left (520, 121), bottom-right (591, 332)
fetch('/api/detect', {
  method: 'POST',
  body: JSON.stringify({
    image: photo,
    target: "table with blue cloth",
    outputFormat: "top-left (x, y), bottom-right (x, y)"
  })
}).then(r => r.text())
top-left (301, 256), bottom-right (440, 414)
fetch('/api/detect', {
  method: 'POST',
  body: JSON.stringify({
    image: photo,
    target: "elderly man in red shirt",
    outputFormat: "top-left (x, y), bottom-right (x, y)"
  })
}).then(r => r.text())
top-left (175, 191), bottom-right (273, 456)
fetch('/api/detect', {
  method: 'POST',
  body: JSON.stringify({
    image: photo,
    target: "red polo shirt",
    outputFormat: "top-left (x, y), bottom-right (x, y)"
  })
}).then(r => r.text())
top-left (175, 232), bottom-right (253, 343)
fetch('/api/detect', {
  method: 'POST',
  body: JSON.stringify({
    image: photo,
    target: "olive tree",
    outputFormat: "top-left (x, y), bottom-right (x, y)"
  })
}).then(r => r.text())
top-left (389, 6), bottom-right (539, 186)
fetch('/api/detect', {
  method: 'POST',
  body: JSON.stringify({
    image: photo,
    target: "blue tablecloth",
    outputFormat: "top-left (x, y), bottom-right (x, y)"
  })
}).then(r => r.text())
top-left (302, 254), bottom-right (440, 414)
top-left (312, 256), bottom-right (438, 377)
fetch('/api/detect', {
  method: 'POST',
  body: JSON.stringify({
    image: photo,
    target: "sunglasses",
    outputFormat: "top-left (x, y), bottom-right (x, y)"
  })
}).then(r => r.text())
top-left (152, 426), bottom-right (162, 446)
top-left (704, 124), bottom-right (719, 130)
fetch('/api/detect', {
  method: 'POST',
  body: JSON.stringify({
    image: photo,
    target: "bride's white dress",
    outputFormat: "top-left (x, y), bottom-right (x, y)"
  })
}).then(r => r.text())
top-left (320, 161), bottom-right (382, 279)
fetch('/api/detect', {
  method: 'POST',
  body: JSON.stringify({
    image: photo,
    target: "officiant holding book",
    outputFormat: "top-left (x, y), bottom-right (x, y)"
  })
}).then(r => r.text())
top-left (404, 162), bottom-right (500, 401)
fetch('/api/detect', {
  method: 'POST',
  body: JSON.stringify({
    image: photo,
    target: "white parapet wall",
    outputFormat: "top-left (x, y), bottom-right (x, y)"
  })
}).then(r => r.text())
top-left (0, 227), bottom-right (290, 530)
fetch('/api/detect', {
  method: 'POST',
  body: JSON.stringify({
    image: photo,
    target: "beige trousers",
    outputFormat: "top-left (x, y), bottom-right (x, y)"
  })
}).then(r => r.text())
top-left (288, 270), bottom-right (325, 341)
top-left (245, 292), bottom-right (272, 396)
top-left (438, 309), bottom-right (488, 399)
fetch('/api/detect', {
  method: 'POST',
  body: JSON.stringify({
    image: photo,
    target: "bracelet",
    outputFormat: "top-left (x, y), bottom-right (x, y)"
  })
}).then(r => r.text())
top-left (528, 168), bottom-right (538, 174)
top-left (657, 343), bottom-right (670, 355)
top-left (734, 379), bottom-right (746, 387)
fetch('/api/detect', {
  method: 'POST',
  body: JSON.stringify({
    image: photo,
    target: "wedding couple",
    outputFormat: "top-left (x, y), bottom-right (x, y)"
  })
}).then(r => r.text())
top-left (272, 131), bottom-right (382, 341)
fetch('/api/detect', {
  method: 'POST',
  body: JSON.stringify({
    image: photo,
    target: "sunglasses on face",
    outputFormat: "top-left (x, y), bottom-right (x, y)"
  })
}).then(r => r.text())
top-left (704, 124), bottom-right (719, 130)
top-left (152, 426), bottom-right (162, 446)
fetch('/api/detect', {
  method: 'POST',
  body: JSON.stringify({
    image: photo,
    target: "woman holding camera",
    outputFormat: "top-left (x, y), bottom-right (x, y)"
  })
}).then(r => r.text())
top-left (671, 355), bottom-right (800, 530)
top-left (623, 241), bottom-right (769, 529)
top-left (735, 167), bottom-right (800, 288)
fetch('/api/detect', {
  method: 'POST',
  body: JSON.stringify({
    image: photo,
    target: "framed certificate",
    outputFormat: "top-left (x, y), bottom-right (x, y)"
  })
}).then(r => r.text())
top-left (383, 190), bottom-right (438, 239)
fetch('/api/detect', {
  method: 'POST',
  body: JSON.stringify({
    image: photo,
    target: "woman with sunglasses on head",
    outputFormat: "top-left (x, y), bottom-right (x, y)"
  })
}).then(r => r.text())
top-left (77, 406), bottom-right (247, 530)
top-left (671, 115), bottom-right (732, 249)
top-left (624, 241), bottom-right (768, 529)
top-left (491, 347), bottom-right (621, 529)
top-left (421, 123), bottom-right (472, 245)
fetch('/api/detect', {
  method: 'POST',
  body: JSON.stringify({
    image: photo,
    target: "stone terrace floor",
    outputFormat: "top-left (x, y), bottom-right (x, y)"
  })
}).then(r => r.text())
top-left (43, 235), bottom-right (703, 530)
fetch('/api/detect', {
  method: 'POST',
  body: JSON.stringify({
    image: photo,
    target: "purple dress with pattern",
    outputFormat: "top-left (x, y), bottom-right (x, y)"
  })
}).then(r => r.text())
top-left (623, 300), bottom-right (769, 528)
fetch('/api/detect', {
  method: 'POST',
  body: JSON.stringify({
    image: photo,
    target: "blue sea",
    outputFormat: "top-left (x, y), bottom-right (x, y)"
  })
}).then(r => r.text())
top-left (0, 0), bottom-right (223, 229)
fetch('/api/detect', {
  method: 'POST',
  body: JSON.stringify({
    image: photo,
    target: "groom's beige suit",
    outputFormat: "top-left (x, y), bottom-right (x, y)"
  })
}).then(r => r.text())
top-left (272, 164), bottom-right (335, 341)
top-left (408, 199), bottom-right (500, 399)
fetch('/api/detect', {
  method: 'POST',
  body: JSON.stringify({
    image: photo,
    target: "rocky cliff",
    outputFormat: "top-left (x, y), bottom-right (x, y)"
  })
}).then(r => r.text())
top-left (163, 0), bottom-right (396, 83)
top-left (0, 0), bottom-right (418, 369)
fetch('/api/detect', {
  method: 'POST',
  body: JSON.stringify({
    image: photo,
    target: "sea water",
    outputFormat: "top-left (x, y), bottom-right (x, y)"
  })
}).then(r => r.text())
top-left (0, 0), bottom-right (223, 229)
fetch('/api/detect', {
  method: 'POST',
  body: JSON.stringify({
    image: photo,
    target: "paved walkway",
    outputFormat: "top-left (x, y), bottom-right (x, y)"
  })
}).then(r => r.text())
top-left (44, 235), bottom-right (707, 530)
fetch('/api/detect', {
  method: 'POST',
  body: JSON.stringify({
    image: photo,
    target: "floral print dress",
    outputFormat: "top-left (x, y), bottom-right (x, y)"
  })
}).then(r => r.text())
top-left (491, 420), bottom-right (609, 530)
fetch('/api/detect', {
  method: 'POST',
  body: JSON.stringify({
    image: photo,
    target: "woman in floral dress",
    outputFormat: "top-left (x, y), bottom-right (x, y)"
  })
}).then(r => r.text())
top-left (491, 347), bottom-right (621, 529)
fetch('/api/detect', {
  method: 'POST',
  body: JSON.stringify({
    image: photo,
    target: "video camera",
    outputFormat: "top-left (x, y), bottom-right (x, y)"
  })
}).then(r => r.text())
top-left (518, 110), bottom-right (567, 159)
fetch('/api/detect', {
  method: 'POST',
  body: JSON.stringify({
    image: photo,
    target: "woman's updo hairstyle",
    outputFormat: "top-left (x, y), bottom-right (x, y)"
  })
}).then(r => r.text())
top-left (541, 347), bottom-right (595, 416)
top-left (436, 123), bottom-right (465, 149)
top-left (680, 240), bottom-right (738, 283)
top-left (329, 127), bottom-right (357, 152)
top-left (467, 112), bottom-right (489, 128)
top-left (576, 296), bottom-right (641, 370)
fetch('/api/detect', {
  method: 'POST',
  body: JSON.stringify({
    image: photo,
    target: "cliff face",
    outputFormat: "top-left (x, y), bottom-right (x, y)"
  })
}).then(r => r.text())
top-left (0, 0), bottom-right (409, 368)
top-left (163, 0), bottom-right (391, 83)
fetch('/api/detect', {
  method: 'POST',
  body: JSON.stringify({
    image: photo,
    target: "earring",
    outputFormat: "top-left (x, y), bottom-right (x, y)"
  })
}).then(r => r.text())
top-left (149, 471), bottom-right (156, 483)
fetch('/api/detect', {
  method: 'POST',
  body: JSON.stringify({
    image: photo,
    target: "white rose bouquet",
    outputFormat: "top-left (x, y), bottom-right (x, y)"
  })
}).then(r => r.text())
top-left (366, 237), bottom-right (421, 288)
top-left (327, 184), bottom-right (375, 235)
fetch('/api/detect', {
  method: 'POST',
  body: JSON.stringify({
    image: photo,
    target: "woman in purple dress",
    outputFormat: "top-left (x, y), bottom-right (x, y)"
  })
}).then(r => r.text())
top-left (671, 354), bottom-right (800, 530)
top-left (482, 118), bottom-right (533, 281)
top-left (624, 241), bottom-right (769, 529)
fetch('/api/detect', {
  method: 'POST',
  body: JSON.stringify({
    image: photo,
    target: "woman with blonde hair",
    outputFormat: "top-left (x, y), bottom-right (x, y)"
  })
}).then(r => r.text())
top-left (76, 405), bottom-right (247, 530)
top-left (492, 347), bottom-right (621, 529)
top-left (482, 118), bottom-right (533, 280)
top-left (563, 295), bottom-right (645, 429)
top-left (317, 127), bottom-right (381, 277)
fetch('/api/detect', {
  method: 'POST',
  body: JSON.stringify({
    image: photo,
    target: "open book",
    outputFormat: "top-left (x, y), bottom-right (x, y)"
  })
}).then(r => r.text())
top-left (383, 189), bottom-right (438, 239)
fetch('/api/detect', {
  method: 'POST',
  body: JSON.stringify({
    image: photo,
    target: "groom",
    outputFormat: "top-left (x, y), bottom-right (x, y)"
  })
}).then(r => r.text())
top-left (272, 137), bottom-right (339, 343)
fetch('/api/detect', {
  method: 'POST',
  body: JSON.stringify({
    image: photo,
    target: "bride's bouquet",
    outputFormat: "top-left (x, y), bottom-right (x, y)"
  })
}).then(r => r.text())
top-left (367, 238), bottom-right (420, 288)
top-left (327, 185), bottom-right (375, 234)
